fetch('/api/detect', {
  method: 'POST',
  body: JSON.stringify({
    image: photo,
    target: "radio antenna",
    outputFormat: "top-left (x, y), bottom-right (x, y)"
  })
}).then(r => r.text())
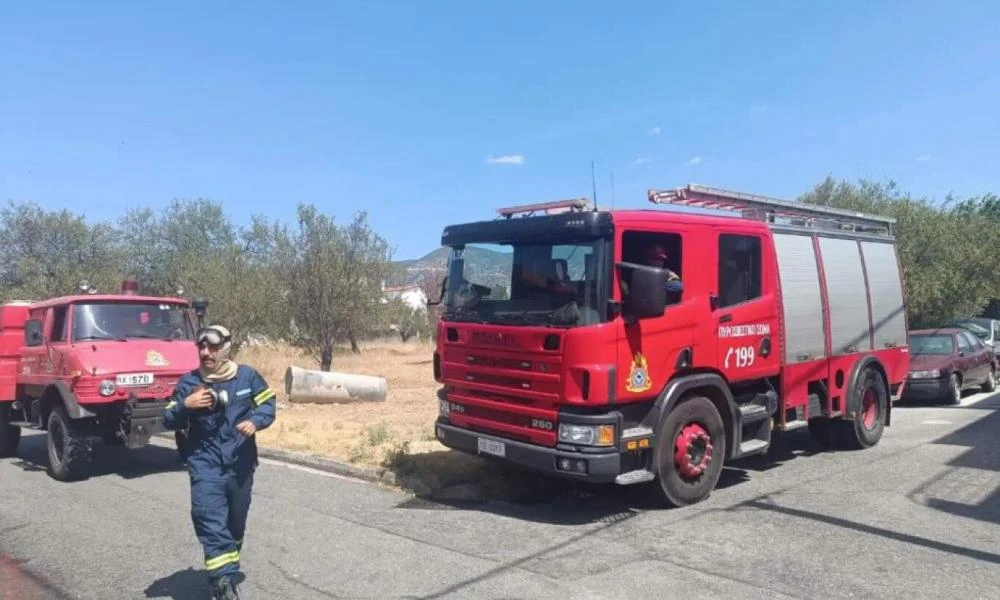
top-left (591, 160), bottom-right (599, 211)
top-left (610, 170), bottom-right (616, 208)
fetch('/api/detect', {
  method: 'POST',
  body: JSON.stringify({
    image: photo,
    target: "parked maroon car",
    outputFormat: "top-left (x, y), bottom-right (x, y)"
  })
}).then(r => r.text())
top-left (903, 327), bottom-right (997, 404)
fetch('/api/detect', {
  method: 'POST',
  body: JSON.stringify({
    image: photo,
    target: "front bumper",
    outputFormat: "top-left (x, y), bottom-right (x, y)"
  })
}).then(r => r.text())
top-left (900, 377), bottom-right (952, 401)
top-left (434, 419), bottom-right (623, 483)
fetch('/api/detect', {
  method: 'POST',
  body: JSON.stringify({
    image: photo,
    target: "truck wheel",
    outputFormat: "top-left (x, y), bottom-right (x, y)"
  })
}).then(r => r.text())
top-left (0, 403), bottom-right (21, 459)
top-left (652, 395), bottom-right (726, 508)
top-left (838, 367), bottom-right (888, 450)
top-left (46, 405), bottom-right (93, 482)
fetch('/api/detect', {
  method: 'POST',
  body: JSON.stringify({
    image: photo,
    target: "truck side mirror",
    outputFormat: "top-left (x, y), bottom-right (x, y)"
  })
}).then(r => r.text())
top-left (24, 319), bottom-right (44, 347)
top-left (617, 261), bottom-right (667, 320)
top-left (192, 297), bottom-right (209, 329)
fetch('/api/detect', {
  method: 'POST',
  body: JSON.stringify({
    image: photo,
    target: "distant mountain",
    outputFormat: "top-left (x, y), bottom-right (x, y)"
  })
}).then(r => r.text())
top-left (389, 246), bottom-right (512, 288)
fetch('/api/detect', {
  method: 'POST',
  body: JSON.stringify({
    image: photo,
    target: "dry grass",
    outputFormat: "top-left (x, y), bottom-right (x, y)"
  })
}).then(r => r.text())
top-left (241, 338), bottom-right (454, 472)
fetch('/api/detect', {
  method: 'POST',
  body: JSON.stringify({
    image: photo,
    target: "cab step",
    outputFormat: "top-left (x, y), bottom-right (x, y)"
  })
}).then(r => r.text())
top-left (739, 439), bottom-right (769, 456)
top-left (736, 391), bottom-right (775, 458)
top-left (615, 469), bottom-right (655, 485)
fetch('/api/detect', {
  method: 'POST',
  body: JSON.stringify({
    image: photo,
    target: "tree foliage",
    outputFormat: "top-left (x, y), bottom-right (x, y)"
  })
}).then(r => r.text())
top-left (272, 207), bottom-right (399, 370)
top-left (0, 199), bottom-right (402, 366)
top-left (800, 177), bottom-right (1000, 328)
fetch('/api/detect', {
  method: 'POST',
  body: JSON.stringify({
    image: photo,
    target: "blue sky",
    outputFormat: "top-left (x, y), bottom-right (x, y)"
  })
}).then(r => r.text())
top-left (2, 1), bottom-right (998, 260)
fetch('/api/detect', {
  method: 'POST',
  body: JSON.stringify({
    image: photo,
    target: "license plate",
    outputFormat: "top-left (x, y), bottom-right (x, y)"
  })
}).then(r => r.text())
top-left (477, 437), bottom-right (505, 457)
top-left (116, 372), bottom-right (154, 386)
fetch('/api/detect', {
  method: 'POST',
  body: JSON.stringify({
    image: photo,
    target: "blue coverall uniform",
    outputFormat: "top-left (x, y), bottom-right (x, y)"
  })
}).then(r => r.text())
top-left (163, 365), bottom-right (277, 583)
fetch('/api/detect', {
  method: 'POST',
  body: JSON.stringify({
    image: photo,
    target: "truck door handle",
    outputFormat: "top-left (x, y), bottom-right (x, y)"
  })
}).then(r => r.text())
top-left (719, 314), bottom-right (732, 323)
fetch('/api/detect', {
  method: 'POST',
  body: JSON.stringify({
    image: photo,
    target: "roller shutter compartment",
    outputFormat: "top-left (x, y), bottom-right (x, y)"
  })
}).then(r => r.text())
top-left (773, 233), bottom-right (826, 363)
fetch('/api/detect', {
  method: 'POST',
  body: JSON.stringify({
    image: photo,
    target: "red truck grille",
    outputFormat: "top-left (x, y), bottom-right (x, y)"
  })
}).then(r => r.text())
top-left (441, 343), bottom-right (563, 446)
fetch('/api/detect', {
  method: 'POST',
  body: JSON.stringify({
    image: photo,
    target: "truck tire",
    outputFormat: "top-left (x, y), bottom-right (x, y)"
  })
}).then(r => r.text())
top-left (0, 403), bottom-right (21, 459)
top-left (651, 395), bottom-right (726, 508)
top-left (46, 404), bottom-right (94, 482)
top-left (838, 366), bottom-right (888, 450)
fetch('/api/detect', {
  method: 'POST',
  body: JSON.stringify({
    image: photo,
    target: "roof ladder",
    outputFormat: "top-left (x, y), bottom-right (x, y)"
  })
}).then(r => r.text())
top-left (496, 198), bottom-right (592, 219)
top-left (647, 184), bottom-right (896, 237)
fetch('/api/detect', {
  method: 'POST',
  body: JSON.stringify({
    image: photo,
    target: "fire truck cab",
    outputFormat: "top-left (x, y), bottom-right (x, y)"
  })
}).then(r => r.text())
top-left (432, 184), bottom-right (910, 507)
top-left (0, 278), bottom-right (207, 481)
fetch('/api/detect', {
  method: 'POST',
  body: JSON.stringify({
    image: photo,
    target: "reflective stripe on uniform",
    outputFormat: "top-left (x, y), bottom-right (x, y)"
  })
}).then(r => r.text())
top-left (253, 388), bottom-right (275, 406)
top-left (165, 401), bottom-right (176, 410)
top-left (205, 550), bottom-right (240, 571)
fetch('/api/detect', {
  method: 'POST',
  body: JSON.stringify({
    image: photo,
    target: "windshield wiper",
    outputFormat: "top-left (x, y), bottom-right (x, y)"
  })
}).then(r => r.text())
top-left (492, 312), bottom-right (555, 327)
top-left (126, 333), bottom-right (174, 341)
top-left (442, 310), bottom-right (488, 324)
top-left (75, 335), bottom-right (127, 342)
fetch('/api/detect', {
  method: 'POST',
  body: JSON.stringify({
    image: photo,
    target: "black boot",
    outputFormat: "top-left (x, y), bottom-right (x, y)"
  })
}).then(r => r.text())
top-left (211, 576), bottom-right (240, 599)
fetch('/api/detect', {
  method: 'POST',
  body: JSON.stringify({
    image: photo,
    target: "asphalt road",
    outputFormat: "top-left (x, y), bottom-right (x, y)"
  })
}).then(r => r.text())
top-left (4, 390), bottom-right (1000, 600)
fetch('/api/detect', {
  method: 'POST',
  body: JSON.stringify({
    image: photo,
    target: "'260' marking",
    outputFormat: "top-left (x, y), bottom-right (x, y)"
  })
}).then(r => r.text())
top-left (725, 345), bottom-right (756, 369)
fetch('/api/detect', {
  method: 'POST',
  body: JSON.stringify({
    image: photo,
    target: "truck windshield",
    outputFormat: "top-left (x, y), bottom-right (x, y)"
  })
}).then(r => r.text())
top-left (442, 239), bottom-right (606, 327)
top-left (72, 302), bottom-right (195, 342)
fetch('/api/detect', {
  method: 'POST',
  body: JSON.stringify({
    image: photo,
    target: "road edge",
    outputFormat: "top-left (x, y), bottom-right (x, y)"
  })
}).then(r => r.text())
top-left (151, 433), bottom-right (397, 486)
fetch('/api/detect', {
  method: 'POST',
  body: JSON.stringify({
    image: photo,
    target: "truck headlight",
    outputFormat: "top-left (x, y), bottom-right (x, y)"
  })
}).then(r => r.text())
top-left (99, 380), bottom-right (116, 396)
top-left (558, 423), bottom-right (615, 447)
top-left (909, 369), bottom-right (941, 379)
top-left (439, 398), bottom-right (450, 415)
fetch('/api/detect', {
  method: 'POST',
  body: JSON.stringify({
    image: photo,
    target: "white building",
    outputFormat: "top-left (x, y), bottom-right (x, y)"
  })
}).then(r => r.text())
top-left (382, 284), bottom-right (428, 311)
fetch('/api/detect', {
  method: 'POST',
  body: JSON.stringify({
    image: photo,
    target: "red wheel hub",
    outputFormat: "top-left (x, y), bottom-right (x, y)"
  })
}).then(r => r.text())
top-left (861, 387), bottom-right (878, 429)
top-left (674, 423), bottom-right (712, 478)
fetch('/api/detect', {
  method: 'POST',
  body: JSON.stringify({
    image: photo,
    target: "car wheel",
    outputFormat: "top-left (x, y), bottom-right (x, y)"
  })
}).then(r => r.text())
top-left (982, 367), bottom-right (996, 393)
top-left (947, 373), bottom-right (962, 405)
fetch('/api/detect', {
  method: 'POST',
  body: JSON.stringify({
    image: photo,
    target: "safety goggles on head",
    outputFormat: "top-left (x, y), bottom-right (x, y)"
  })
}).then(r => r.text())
top-left (195, 326), bottom-right (230, 347)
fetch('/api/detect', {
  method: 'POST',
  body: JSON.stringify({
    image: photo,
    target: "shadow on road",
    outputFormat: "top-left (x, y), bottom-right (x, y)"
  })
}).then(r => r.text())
top-left (906, 392), bottom-right (1000, 526)
top-left (144, 569), bottom-right (244, 600)
top-left (394, 427), bottom-right (830, 525)
top-left (738, 498), bottom-right (1000, 565)
top-left (892, 387), bottom-right (999, 409)
top-left (9, 431), bottom-right (186, 481)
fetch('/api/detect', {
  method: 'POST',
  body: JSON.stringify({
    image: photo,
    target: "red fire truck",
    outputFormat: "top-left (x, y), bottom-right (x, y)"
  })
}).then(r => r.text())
top-left (0, 279), bottom-right (207, 481)
top-left (432, 184), bottom-right (910, 507)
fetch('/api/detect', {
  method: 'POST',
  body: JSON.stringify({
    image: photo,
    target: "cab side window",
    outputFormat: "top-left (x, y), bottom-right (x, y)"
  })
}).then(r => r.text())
top-left (621, 230), bottom-right (683, 304)
top-left (50, 306), bottom-right (68, 342)
top-left (957, 333), bottom-right (973, 354)
top-left (718, 234), bottom-right (762, 308)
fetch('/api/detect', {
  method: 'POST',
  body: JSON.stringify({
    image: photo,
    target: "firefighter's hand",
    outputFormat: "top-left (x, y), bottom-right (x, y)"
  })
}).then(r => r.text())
top-left (236, 421), bottom-right (256, 437)
top-left (184, 388), bottom-right (214, 410)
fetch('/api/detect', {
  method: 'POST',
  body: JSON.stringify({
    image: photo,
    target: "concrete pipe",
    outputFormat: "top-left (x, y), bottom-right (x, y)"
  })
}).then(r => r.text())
top-left (284, 365), bottom-right (388, 404)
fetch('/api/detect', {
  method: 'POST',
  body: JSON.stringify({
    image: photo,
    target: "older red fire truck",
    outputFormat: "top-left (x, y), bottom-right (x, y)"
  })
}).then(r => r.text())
top-left (432, 184), bottom-right (910, 507)
top-left (0, 279), bottom-right (206, 481)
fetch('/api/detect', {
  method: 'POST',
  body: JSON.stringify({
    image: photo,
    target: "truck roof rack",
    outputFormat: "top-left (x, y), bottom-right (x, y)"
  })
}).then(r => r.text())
top-left (647, 183), bottom-right (895, 237)
top-left (497, 198), bottom-right (592, 219)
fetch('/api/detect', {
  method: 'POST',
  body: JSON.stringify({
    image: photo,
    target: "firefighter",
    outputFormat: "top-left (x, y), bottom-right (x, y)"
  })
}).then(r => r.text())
top-left (644, 243), bottom-right (683, 290)
top-left (163, 324), bottom-right (277, 600)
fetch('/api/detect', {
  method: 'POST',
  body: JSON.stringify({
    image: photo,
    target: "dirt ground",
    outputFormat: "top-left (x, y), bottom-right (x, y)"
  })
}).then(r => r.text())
top-left (241, 339), bottom-right (503, 491)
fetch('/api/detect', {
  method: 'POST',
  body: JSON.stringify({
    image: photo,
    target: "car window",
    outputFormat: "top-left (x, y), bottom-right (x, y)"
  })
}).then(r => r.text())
top-left (967, 332), bottom-right (986, 351)
top-left (957, 333), bottom-right (973, 353)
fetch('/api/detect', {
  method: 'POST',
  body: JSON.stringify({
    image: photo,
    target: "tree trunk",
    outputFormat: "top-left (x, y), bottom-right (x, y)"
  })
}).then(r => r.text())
top-left (349, 333), bottom-right (360, 354)
top-left (320, 346), bottom-right (333, 371)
